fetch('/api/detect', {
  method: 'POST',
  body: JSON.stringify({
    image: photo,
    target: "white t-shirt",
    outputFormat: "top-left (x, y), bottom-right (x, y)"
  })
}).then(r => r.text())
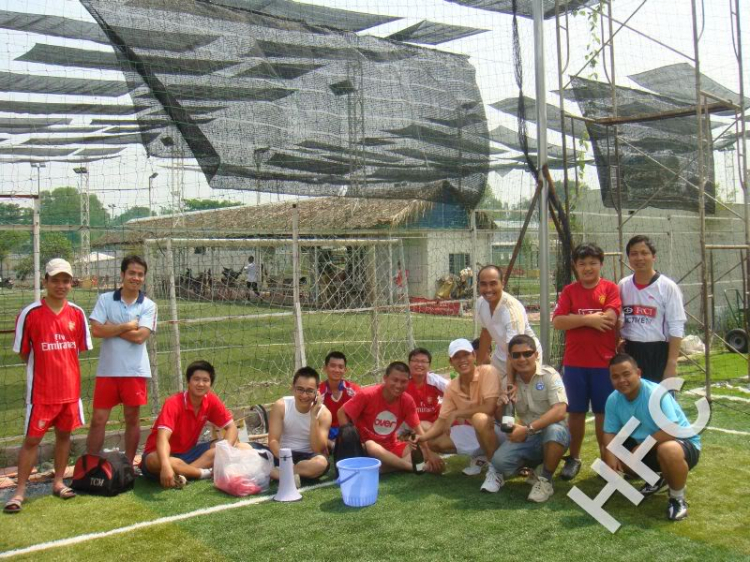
top-left (476, 292), bottom-right (541, 366)
top-left (619, 273), bottom-right (686, 342)
top-left (244, 262), bottom-right (258, 283)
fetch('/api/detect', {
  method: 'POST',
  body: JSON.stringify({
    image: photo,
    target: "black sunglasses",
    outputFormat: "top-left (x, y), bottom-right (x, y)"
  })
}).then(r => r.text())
top-left (510, 350), bottom-right (536, 359)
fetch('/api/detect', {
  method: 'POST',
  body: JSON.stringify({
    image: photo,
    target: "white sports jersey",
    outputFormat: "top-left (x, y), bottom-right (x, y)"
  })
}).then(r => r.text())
top-left (476, 292), bottom-right (541, 365)
top-left (619, 273), bottom-right (686, 342)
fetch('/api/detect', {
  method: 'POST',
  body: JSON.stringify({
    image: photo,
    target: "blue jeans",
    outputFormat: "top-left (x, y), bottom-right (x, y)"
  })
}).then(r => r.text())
top-left (490, 422), bottom-right (570, 478)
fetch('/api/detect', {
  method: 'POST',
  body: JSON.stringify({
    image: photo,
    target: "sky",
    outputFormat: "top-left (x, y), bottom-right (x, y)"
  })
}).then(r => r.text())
top-left (0, 0), bottom-right (747, 217)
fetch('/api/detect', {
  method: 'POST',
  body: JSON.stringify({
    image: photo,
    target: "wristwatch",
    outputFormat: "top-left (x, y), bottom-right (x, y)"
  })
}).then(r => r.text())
top-left (526, 423), bottom-right (540, 436)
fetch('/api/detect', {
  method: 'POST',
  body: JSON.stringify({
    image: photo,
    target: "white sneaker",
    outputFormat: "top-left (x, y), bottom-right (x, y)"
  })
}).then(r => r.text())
top-left (527, 476), bottom-right (554, 503)
top-left (480, 465), bottom-right (504, 493)
top-left (462, 455), bottom-right (488, 476)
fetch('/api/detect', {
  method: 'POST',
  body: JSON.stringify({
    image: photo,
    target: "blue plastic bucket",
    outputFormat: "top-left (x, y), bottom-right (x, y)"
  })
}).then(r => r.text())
top-left (336, 457), bottom-right (382, 507)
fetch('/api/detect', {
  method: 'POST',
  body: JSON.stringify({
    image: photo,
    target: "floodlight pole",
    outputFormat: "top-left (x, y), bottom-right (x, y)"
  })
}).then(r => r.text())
top-left (148, 172), bottom-right (158, 216)
top-left (30, 163), bottom-right (44, 301)
top-left (533, 0), bottom-right (550, 361)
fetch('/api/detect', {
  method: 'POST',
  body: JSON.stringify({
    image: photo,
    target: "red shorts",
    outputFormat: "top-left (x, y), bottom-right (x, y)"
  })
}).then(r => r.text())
top-left (93, 377), bottom-right (148, 409)
top-left (382, 439), bottom-right (409, 458)
top-left (25, 401), bottom-right (84, 438)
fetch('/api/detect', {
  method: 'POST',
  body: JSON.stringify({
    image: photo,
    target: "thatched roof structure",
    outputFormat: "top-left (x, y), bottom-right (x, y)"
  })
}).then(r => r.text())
top-left (96, 197), bottom-right (494, 246)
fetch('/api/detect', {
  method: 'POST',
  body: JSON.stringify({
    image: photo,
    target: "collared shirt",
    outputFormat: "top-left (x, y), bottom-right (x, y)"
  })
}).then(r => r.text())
top-left (143, 391), bottom-right (233, 455)
top-left (439, 365), bottom-right (500, 421)
top-left (476, 293), bottom-right (542, 366)
top-left (515, 365), bottom-right (568, 426)
top-left (90, 289), bottom-right (157, 378)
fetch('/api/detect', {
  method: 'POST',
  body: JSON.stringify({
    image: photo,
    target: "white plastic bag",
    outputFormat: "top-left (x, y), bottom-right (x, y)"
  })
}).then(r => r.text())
top-left (213, 440), bottom-right (273, 497)
top-left (681, 334), bottom-right (705, 356)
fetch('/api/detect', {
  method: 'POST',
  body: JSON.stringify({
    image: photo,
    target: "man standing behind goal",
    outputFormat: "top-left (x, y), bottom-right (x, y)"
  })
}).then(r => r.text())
top-left (619, 236), bottom-right (686, 382)
top-left (86, 255), bottom-right (157, 463)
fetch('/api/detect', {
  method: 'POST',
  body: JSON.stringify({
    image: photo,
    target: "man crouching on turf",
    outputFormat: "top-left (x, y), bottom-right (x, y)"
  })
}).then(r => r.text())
top-left (490, 335), bottom-right (570, 502)
top-left (141, 360), bottom-right (242, 488)
top-left (264, 367), bottom-right (332, 482)
top-left (339, 362), bottom-right (444, 474)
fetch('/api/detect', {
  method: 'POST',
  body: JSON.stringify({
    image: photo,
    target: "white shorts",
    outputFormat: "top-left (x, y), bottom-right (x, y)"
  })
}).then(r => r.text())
top-left (450, 423), bottom-right (507, 457)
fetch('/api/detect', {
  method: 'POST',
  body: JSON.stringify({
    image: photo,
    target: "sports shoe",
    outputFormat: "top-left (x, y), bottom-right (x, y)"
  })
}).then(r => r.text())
top-left (527, 476), bottom-right (554, 503)
top-left (667, 497), bottom-right (688, 521)
top-left (480, 465), bottom-right (504, 493)
top-left (462, 455), bottom-right (488, 476)
top-left (640, 477), bottom-right (668, 496)
top-left (560, 456), bottom-right (582, 481)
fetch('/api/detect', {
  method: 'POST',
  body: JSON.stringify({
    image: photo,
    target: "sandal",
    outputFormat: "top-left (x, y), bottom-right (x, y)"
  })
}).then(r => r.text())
top-left (52, 486), bottom-right (76, 500)
top-left (3, 497), bottom-right (23, 514)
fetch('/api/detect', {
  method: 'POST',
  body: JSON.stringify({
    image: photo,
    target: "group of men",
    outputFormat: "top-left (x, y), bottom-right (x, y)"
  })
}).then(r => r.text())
top-left (5, 234), bottom-right (700, 523)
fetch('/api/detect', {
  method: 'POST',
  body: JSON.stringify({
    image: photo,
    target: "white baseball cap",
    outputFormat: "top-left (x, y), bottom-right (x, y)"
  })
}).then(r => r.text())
top-left (448, 338), bottom-right (474, 358)
top-left (46, 258), bottom-right (73, 278)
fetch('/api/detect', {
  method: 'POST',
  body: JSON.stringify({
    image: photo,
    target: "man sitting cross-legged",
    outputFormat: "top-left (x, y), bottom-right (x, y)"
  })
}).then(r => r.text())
top-left (340, 361), bottom-right (444, 474)
top-left (603, 353), bottom-right (700, 521)
top-left (265, 367), bottom-right (332, 482)
top-left (141, 360), bottom-right (242, 488)
top-left (489, 335), bottom-right (570, 502)
top-left (415, 339), bottom-right (506, 492)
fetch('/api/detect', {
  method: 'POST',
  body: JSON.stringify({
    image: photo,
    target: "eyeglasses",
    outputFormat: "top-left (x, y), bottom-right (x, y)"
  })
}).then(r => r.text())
top-left (510, 350), bottom-right (536, 359)
top-left (409, 359), bottom-right (430, 364)
top-left (293, 386), bottom-right (316, 395)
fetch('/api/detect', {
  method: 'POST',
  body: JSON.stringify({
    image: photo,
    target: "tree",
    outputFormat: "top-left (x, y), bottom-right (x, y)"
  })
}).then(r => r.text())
top-left (0, 203), bottom-right (31, 225)
top-left (182, 198), bottom-right (243, 212)
top-left (112, 206), bottom-right (152, 226)
top-left (15, 232), bottom-right (74, 280)
top-left (40, 187), bottom-right (108, 245)
top-left (0, 204), bottom-right (33, 277)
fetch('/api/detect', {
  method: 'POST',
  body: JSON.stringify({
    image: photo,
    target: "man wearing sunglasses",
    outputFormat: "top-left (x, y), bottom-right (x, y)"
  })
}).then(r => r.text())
top-left (489, 335), bottom-right (570, 502)
top-left (266, 367), bottom-right (332, 483)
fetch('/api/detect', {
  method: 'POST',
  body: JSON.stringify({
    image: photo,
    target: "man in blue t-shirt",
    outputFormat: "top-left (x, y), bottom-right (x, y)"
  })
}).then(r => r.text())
top-left (603, 353), bottom-right (700, 521)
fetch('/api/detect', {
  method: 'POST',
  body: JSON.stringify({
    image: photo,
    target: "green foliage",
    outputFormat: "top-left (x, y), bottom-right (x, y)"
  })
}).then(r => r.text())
top-left (14, 232), bottom-right (74, 280)
top-left (0, 203), bottom-right (31, 226)
top-left (112, 206), bottom-right (152, 226)
top-left (183, 198), bottom-right (243, 212)
top-left (40, 187), bottom-right (108, 245)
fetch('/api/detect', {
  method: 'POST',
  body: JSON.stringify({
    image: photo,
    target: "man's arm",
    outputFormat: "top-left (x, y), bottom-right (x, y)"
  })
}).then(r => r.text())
top-left (664, 336), bottom-right (682, 379)
top-left (552, 311), bottom-right (617, 332)
top-left (119, 327), bottom-right (152, 345)
top-left (309, 401), bottom-right (332, 455)
top-left (267, 399), bottom-right (285, 459)
top-left (476, 329), bottom-right (492, 365)
top-left (222, 420), bottom-right (239, 446)
top-left (410, 421), bottom-right (445, 473)
top-left (90, 319), bottom-right (139, 339)
top-left (418, 417), bottom-right (449, 443)
top-left (337, 407), bottom-right (352, 428)
top-left (156, 428), bottom-right (175, 488)
top-left (601, 432), bottom-right (623, 472)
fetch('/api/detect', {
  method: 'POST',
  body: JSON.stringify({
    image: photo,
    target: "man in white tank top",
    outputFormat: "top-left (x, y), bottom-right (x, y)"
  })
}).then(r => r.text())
top-left (267, 367), bottom-right (332, 482)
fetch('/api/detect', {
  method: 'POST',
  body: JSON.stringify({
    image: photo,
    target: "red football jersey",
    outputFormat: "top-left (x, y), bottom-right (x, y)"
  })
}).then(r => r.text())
top-left (319, 379), bottom-right (360, 429)
top-left (14, 299), bottom-right (92, 404)
top-left (144, 391), bottom-right (233, 455)
top-left (405, 380), bottom-right (443, 423)
top-left (342, 385), bottom-right (420, 447)
top-left (553, 279), bottom-right (621, 368)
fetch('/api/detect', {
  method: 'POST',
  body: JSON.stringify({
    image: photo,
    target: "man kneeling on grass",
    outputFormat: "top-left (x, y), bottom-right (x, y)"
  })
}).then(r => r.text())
top-left (603, 353), bottom-right (700, 521)
top-left (262, 367), bottom-right (332, 484)
top-left (141, 360), bottom-right (241, 488)
top-left (489, 335), bottom-right (570, 502)
top-left (339, 362), bottom-right (444, 474)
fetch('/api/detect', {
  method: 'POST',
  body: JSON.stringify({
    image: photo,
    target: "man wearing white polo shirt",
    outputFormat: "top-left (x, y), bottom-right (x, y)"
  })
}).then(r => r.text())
top-left (86, 255), bottom-right (157, 463)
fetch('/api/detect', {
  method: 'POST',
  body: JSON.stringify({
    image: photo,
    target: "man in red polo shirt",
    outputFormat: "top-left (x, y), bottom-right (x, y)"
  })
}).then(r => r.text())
top-left (5, 259), bottom-right (92, 514)
top-left (141, 360), bottom-right (240, 488)
top-left (405, 347), bottom-right (448, 428)
top-left (318, 351), bottom-right (360, 448)
top-left (339, 361), bottom-right (444, 474)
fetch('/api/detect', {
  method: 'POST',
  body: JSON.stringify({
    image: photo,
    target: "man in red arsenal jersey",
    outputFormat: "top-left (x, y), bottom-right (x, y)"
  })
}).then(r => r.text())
top-left (318, 351), bottom-right (360, 449)
top-left (5, 259), bottom-right (92, 514)
top-left (141, 360), bottom-right (242, 488)
top-left (405, 348), bottom-right (448, 429)
top-left (340, 362), bottom-right (444, 474)
top-left (552, 243), bottom-right (621, 481)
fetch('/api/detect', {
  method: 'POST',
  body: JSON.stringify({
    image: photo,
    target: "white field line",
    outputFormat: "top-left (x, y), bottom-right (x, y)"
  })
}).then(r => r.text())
top-left (584, 416), bottom-right (749, 435)
top-left (0, 481), bottom-right (336, 560)
top-left (685, 388), bottom-right (750, 403)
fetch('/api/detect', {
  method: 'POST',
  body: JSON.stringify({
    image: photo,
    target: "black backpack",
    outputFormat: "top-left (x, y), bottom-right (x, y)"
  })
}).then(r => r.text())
top-left (71, 451), bottom-right (135, 496)
top-left (333, 423), bottom-right (367, 478)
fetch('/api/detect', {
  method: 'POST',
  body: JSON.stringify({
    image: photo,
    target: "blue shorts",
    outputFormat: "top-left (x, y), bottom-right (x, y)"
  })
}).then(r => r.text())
top-left (328, 427), bottom-right (340, 441)
top-left (491, 422), bottom-right (570, 478)
top-left (140, 441), bottom-right (213, 480)
top-left (563, 366), bottom-right (614, 414)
